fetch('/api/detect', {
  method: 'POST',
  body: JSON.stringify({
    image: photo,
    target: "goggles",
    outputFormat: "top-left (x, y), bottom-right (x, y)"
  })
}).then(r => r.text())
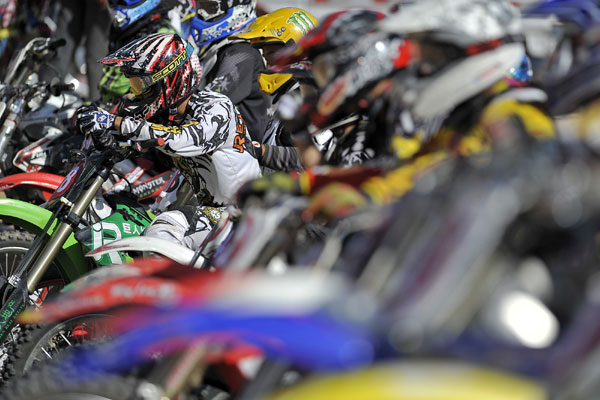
top-left (123, 42), bottom-right (194, 96)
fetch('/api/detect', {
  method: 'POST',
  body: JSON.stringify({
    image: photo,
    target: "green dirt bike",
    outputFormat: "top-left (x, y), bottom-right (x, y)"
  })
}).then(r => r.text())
top-left (0, 133), bottom-right (160, 345)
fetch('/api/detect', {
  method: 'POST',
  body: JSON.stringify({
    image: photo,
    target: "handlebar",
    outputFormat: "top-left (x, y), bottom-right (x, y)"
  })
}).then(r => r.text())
top-left (138, 137), bottom-right (165, 149)
top-left (0, 81), bottom-right (75, 98)
top-left (47, 38), bottom-right (66, 52)
top-left (49, 82), bottom-right (75, 96)
top-left (95, 134), bottom-right (164, 155)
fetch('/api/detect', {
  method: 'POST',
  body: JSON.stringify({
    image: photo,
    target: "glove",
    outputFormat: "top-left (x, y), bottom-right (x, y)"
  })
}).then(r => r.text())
top-left (236, 172), bottom-right (303, 207)
top-left (77, 107), bottom-right (116, 136)
top-left (304, 183), bottom-right (368, 221)
top-left (91, 129), bottom-right (117, 150)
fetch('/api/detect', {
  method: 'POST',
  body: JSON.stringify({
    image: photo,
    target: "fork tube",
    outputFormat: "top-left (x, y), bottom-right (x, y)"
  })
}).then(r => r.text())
top-left (26, 175), bottom-right (106, 292)
top-left (0, 98), bottom-right (23, 168)
top-left (161, 342), bottom-right (208, 398)
top-left (173, 181), bottom-right (194, 208)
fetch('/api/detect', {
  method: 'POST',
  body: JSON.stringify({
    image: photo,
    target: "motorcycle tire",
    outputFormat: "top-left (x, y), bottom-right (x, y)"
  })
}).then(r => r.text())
top-left (0, 358), bottom-right (143, 400)
top-left (1, 350), bottom-right (232, 400)
top-left (0, 229), bottom-right (37, 277)
top-left (0, 228), bottom-right (64, 293)
top-left (0, 314), bottom-right (110, 386)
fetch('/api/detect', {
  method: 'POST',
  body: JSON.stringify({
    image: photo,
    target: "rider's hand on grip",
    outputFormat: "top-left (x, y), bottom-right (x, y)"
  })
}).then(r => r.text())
top-left (304, 183), bottom-right (368, 221)
top-left (91, 129), bottom-right (117, 150)
top-left (77, 106), bottom-right (116, 136)
top-left (236, 172), bottom-right (303, 207)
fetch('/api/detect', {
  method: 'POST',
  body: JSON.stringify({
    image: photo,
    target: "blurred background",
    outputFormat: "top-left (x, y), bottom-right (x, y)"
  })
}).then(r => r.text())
top-left (257, 0), bottom-right (392, 19)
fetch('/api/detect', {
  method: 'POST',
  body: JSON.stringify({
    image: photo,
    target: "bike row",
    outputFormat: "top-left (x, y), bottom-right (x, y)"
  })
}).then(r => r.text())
top-left (0, 0), bottom-right (600, 399)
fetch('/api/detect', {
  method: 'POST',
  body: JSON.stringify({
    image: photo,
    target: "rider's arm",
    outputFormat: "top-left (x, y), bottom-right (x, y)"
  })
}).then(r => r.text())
top-left (114, 94), bottom-right (241, 157)
top-left (259, 143), bottom-right (304, 172)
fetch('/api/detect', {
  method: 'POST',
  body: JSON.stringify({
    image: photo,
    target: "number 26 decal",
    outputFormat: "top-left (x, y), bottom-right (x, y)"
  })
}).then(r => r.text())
top-left (233, 113), bottom-right (247, 153)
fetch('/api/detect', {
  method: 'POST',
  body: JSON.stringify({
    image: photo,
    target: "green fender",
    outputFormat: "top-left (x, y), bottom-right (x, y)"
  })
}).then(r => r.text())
top-left (0, 198), bottom-right (88, 283)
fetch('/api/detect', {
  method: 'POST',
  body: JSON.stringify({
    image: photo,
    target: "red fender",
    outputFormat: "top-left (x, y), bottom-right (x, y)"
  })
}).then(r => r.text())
top-left (18, 259), bottom-right (225, 324)
top-left (0, 171), bottom-right (64, 200)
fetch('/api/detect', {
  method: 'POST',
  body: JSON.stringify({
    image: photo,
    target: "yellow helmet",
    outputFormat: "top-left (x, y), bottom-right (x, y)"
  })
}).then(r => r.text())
top-left (236, 8), bottom-right (317, 45)
top-left (236, 8), bottom-right (318, 94)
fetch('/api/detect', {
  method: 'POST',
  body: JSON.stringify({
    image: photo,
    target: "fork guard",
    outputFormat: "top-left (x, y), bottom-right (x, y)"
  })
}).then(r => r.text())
top-left (0, 198), bottom-right (89, 283)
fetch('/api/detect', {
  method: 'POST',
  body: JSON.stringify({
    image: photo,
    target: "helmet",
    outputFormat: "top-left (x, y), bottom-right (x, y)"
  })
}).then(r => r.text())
top-left (100, 33), bottom-right (201, 119)
top-left (278, 9), bottom-right (386, 66)
top-left (308, 32), bottom-right (414, 129)
top-left (235, 8), bottom-right (317, 45)
top-left (523, 0), bottom-right (600, 31)
top-left (235, 8), bottom-right (318, 94)
top-left (378, 0), bottom-right (526, 121)
top-left (191, 0), bottom-right (256, 47)
top-left (108, 0), bottom-right (196, 50)
top-left (274, 10), bottom-right (413, 135)
top-left (522, 0), bottom-right (600, 83)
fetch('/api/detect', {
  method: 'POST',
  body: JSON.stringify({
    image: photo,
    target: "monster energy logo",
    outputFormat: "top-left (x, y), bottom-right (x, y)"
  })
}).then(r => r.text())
top-left (287, 11), bottom-right (315, 35)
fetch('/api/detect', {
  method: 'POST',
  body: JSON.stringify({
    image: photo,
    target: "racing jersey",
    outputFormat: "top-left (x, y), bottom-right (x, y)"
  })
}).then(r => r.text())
top-left (120, 89), bottom-right (261, 205)
top-left (205, 41), bottom-right (270, 143)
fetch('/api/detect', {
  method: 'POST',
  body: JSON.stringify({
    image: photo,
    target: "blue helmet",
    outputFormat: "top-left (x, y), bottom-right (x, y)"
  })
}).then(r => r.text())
top-left (109, 0), bottom-right (194, 32)
top-left (109, 0), bottom-right (162, 31)
top-left (523, 0), bottom-right (600, 31)
top-left (107, 0), bottom-right (195, 52)
top-left (191, 0), bottom-right (256, 47)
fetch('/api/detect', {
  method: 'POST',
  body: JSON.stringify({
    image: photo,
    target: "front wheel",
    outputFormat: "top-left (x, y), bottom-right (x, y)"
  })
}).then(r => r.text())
top-left (0, 228), bottom-right (65, 300)
top-left (1, 359), bottom-right (145, 400)
top-left (0, 229), bottom-right (36, 279)
top-left (0, 315), bottom-right (111, 385)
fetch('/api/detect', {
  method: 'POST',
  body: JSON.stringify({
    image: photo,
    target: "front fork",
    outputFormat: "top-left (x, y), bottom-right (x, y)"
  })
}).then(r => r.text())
top-left (0, 173), bottom-right (108, 340)
top-left (26, 175), bottom-right (106, 292)
top-left (0, 97), bottom-right (23, 171)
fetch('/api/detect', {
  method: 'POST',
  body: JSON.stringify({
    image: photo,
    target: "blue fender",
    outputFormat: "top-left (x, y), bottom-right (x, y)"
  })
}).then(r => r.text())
top-left (0, 198), bottom-right (89, 283)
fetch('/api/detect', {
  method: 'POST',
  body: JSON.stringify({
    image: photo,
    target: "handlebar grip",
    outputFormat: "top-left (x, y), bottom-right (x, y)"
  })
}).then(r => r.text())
top-left (138, 138), bottom-right (165, 149)
top-left (48, 38), bottom-right (66, 51)
top-left (49, 83), bottom-right (75, 96)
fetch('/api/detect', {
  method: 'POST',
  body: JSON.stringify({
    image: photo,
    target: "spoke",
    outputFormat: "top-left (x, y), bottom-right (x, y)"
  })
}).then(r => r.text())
top-left (41, 347), bottom-right (53, 359)
top-left (59, 332), bottom-right (72, 346)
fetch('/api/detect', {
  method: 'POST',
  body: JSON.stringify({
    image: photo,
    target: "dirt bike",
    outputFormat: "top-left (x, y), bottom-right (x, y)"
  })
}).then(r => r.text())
top-left (3, 139), bottom-right (178, 204)
top-left (0, 195), bottom-right (310, 387)
top-left (0, 35), bottom-right (177, 206)
top-left (0, 79), bottom-right (77, 202)
top-left (0, 132), bottom-right (166, 351)
top-left (2, 264), bottom-right (370, 400)
top-left (0, 206), bottom-right (231, 383)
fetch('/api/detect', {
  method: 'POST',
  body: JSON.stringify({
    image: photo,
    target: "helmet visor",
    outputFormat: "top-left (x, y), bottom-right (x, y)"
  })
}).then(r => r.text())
top-left (125, 74), bottom-right (154, 96)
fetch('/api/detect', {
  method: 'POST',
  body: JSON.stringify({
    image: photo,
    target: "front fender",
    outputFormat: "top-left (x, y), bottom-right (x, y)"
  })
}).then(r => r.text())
top-left (87, 236), bottom-right (201, 267)
top-left (0, 198), bottom-right (88, 282)
top-left (0, 172), bottom-right (63, 199)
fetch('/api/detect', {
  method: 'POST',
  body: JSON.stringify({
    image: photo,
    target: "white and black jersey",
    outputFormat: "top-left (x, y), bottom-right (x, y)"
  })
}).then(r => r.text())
top-left (120, 89), bottom-right (261, 205)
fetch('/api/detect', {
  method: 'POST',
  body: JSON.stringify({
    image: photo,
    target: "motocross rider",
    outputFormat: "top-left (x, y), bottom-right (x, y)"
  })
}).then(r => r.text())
top-left (190, 0), bottom-right (271, 143)
top-left (238, 0), bottom-right (556, 219)
top-left (232, 7), bottom-right (318, 172)
top-left (78, 33), bottom-right (261, 249)
top-left (99, 0), bottom-right (196, 105)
